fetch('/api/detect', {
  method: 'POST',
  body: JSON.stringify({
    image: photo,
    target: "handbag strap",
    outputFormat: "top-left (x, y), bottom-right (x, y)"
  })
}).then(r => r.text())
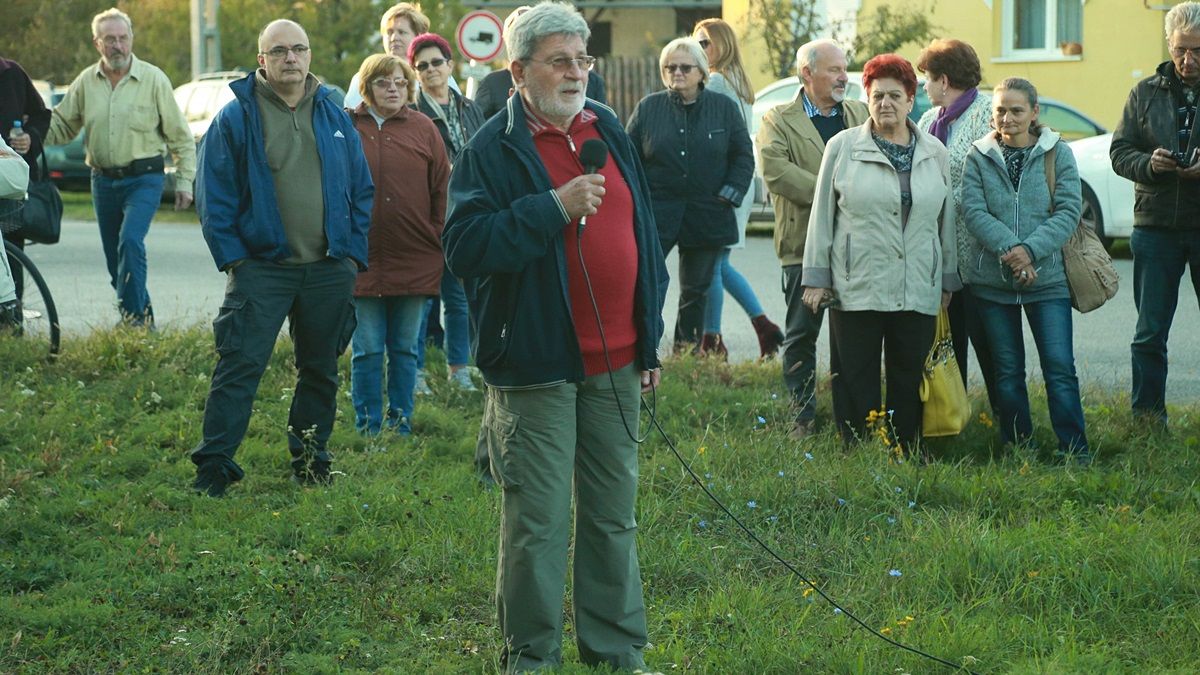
top-left (1044, 144), bottom-right (1057, 213)
top-left (21, 125), bottom-right (51, 183)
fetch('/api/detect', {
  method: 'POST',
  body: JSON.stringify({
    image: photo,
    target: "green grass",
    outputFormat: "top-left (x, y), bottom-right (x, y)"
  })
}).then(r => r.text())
top-left (61, 189), bottom-right (200, 225)
top-left (2, 330), bottom-right (1199, 673)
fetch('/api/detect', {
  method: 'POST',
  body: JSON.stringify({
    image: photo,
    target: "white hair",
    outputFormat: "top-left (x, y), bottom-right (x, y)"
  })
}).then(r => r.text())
top-left (505, 2), bottom-right (590, 62)
top-left (795, 39), bottom-right (845, 76)
top-left (92, 7), bottom-right (133, 39)
top-left (1166, 1), bottom-right (1200, 39)
top-left (658, 38), bottom-right (709, 89)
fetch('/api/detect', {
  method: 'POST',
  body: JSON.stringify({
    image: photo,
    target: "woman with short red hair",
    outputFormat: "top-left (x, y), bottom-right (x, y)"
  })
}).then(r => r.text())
top-left (801, 54), bottom-right (961, 451)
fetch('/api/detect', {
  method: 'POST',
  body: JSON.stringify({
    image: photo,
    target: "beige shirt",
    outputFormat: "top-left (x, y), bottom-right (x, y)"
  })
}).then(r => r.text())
top-left (47, 55), bottom-right (196, 194)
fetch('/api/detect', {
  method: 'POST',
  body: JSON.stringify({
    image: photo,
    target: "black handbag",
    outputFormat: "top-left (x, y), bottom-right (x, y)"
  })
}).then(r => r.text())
top-left (16, 129), bottom-right (63, 245)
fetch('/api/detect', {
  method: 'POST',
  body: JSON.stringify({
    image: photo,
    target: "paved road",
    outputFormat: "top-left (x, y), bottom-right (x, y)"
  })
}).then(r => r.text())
top-left (23, 218), bottom-right (1200, 401)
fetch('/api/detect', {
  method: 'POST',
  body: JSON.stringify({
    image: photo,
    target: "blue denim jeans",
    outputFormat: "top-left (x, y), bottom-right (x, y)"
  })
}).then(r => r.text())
top-left (1130, 227), bottom-right (1200, 422)
top-left (91, 171), bottom-right (165, 323)
top-left (351, 295), bottom-right (428, 434)
top-left (418, 263), bottom-right (471, 368)
top-left (704, 248), bottom-right (766, 333)
top-left (975, 296), bottom-right (1088, 453)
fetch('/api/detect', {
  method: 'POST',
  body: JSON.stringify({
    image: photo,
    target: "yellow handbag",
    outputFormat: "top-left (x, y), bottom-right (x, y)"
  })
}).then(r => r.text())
top-left (919, 309), bottom-right (970, 437)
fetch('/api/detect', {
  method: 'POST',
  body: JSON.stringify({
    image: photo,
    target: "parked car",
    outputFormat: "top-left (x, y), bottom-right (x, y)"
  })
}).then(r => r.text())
top-left (35, 86), bottom-right (92, 191)
top-left (1069, 132), bottom-right (1131, 249)
top-left (748, 75), bottom-right (1109, 223)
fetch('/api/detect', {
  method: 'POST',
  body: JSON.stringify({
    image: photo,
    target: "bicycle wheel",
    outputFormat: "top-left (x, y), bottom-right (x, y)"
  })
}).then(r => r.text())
top-left (4, 241), bottom-right (60, 355)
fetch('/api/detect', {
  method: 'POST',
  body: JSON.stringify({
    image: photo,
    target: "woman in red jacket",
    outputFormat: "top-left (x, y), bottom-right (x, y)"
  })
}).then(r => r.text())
top-left (348, 53), bottom-right (451, 436)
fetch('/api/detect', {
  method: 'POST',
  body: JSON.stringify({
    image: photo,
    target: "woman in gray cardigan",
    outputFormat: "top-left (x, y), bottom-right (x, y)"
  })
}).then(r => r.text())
top-left (961, 77), bottom-right (1090, 462)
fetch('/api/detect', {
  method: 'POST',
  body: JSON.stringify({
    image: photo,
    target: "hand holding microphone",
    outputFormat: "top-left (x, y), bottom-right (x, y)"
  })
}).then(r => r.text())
top-left (555, 139), bottom-right (609, 233)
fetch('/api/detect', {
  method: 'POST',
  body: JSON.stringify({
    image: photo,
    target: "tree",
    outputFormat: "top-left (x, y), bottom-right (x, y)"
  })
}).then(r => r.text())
top-left (744, 0), bottom-right (823, 79)
top-left (847, 3), bottom-right (940, 69)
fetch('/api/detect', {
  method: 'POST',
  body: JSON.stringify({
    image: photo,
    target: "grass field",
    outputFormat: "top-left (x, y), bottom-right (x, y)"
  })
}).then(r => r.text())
top-left (1, 329), bottom-right (1197, 673)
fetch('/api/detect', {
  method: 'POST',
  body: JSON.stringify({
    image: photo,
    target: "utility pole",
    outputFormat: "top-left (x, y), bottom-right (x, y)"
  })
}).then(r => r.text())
top-left (190, 0), bottom-right (222, 79)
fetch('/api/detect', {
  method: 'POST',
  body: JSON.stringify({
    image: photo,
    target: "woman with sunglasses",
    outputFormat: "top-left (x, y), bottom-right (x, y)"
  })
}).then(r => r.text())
top-left (408, 33), bottom-right (486, 392)
top-left (347, 54), bottom-right (451, 436)
top-left (691, 19), bottom-right (785, 360)
top-left (627, 37), bottom-right (754, 353)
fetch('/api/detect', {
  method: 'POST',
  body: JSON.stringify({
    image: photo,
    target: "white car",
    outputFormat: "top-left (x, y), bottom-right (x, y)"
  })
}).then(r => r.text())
top-left (1068, 132), bottom-right (1132, 249)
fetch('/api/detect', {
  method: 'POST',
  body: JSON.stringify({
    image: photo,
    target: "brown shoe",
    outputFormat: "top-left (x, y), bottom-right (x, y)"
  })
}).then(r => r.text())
top-left (789, 420), bottom-right (814, 440)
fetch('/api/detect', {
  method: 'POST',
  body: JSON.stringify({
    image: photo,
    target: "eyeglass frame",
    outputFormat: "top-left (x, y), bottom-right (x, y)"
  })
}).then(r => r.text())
top-left (414, 58), bottom-right (449, 72)
top-left (1170, 45), bottom-right (1200, 60)
top-left (259, 44), bottom-right (311, 59)
top-left (371, 77), bottom-right (409, 90)
top-left (663, 63), bottom-right (698, 74)
top-left (96, 35), bottom-right (131, 47)
top-left (524, 55), bottom-right (597, 72)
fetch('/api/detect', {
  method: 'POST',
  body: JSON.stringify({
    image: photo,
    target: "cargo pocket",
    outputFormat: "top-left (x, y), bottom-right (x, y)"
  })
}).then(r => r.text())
top-left (487, 398), bottom-right (522, 491)
top-left (336, 300), bottom-right (357, 355)
top-left (212, 297), bottom-right (247, 355)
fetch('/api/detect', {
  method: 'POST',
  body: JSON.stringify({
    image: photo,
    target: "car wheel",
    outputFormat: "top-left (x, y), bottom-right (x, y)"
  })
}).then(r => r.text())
top-left (1080, 184), bottom-right (1112, 251)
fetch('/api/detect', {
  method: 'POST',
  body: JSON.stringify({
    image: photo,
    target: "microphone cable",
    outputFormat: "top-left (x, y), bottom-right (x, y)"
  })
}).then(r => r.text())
top-left (573, 226), bottom-right (982, 675)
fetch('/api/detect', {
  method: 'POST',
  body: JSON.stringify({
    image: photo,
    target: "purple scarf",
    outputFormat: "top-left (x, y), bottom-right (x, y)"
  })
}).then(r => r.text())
top-left (928, 87), bottom-right (978, 145)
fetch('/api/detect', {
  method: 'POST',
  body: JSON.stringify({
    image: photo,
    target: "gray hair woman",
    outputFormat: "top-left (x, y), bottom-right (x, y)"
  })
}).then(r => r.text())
top-left (626, 36), bottom-right (754, 352)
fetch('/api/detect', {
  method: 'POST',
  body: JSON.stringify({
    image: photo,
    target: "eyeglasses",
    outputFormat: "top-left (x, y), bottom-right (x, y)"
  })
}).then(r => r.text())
top-left (697, 39), bottom-right (711, 49)
top-left (98, 35), bottom-right (131, 47)
top-left (527, 56), bottom-right (597, 72)
top-left (371, 77), bottom-right (408, 90)
top-left (415, 58), bottom-right (448, 72)
top-left (260, 45), bottom-right (310, 59)
top-left (1171, 45), bottom-right (1200, 59)
top-left (664, 63), bottom-right (697, 74)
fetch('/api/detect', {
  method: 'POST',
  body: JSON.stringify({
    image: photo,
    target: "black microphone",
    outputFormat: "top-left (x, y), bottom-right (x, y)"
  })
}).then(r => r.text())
top-left (577, 139), bottom-right (608, 236)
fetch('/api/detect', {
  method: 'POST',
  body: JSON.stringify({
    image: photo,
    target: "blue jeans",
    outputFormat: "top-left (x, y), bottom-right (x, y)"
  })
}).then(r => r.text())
top-left (1130, 228), bottom-right (1200, 422)
top-left (976, 296), bottom-right (1088, 453)
top-left (91, 171), bottom-right (165, 323)
top-left (351, 295), bottom-right (427, 434)
top-left (418, 263), bottom-right (471, 368)
top-left (704, 248), bottom-right (765, 333)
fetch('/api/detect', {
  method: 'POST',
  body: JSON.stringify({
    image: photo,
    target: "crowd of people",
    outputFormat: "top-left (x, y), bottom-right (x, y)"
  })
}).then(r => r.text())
top-left (6, 0), bottom-right (1200, 671)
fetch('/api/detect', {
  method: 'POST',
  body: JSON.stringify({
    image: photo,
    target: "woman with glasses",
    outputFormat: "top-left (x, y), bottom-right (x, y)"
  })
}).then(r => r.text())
top-left (408, 33), bottom-right (485, 392)
top-left (961, 77), bottom-right (1090, 463)
top-left (347, 53), bottom-right (451, 436)
top-left (627, 37), bottom-right (754, 353)
top-left (691, 19), bottom-right (784, 360)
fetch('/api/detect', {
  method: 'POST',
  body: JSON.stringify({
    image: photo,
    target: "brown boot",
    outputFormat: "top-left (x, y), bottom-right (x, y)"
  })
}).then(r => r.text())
top-left (698, 332), bottom-right (728, 360)
top-left (751, 314), bottom-right (784, 358)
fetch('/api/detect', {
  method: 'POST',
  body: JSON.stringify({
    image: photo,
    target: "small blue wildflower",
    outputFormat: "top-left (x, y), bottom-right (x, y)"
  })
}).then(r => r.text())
top-left (705, 472), bottom-right (712, 479)
top-left (756, 415), bottom-right (767, 424)
top-left (747, 500), bottom-right (758, 509)
top-left (698, 520), bottom-right (708, 529)
top-left (778, 470), bottom-right (786, 477)
top-left (768, 514), bottom-right (779, 523)
top-left (836, 498), bottom-right (846, 506)
top-left (889, 569), bottom-right (903, 577)
top-left (707, 483), bottom-right (715, 490)
top-left (362, 504), bottom-right (370, 510)
top-left (833, 608), bottom-right (843, 615)
top-left (804, 452), bottom-right (814, 461)
top-left (894, 487), bottom-right (902, 493)
top-left (771, 393), bottom-right (778, 399)
top-left (908, 500), bottom-right (916, 508)
top-left (887, 517), bottom-right (897, 525)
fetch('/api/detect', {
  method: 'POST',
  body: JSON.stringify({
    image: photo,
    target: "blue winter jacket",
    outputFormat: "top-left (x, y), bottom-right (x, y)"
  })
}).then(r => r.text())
top-left (443, 95), bottom-right (668, 388)
top-left (196, 73), bottom-right (374, 271)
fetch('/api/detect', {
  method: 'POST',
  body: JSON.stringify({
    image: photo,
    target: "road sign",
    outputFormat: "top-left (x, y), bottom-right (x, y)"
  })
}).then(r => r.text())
top-left (456, 10), bottom-right (505, 63)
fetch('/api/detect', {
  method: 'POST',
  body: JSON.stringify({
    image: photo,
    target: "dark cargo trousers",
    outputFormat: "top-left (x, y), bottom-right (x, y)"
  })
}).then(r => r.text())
top-left (485, 364), bottom-right (648, 673)
top-left (191, 257), bottom-right (357, 482)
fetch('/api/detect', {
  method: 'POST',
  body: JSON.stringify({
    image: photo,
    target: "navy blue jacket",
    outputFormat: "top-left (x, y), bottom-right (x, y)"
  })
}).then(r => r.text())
top-left (443, 95), bottom-right (667, 388)
top-left (196, 73), bottom-right (374, 271)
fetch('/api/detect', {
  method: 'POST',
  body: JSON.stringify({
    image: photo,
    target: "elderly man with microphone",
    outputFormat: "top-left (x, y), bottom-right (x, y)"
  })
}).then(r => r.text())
top-left (442, 3), bottom-right (666, 671)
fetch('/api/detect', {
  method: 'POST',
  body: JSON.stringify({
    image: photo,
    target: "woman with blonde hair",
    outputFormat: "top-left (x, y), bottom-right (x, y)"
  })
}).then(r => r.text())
top-left (692, 18), bottom-right (784, 359)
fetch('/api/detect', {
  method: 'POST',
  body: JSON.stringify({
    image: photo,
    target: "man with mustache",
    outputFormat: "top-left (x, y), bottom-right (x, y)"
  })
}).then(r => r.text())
top-left (442, 3), bottom-right (666, 671)
top-left (756, 39), bottom-right (867, 440)
top-left (189, 19), bottom-right (373, 498)
top-left (47, 7), bottom-right (195, 328)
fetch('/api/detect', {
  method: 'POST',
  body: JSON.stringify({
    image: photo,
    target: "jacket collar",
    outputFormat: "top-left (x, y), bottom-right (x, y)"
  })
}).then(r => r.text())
top-left (230, 70), bottom-right (329, 107)
top-left (90, 54), bottom-right (148, 82)
top-left (972, 127), bottom-right (1062, 164)
top-left (850, 117), bottom-right (941, 164)
top-left (773, 95), bottom-right (867, 147)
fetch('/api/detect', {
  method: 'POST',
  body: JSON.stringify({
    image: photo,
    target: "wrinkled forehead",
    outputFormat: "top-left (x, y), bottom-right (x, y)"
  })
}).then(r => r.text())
top-left (531, 32), bottom-right (586, 58)
top-left (96, 18), bottom-right (131, 38)
top-left (259, 22), bottom-right (309, 51)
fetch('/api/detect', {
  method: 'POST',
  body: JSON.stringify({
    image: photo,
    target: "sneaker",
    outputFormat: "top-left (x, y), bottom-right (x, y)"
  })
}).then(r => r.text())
top-left (449, 367), bottom-right (478, 391)
top-left (192, 463), bottom-right (231, 497)
top-left (386, 412), bottom-right (413, 437)
top-left (414, 371), bottom-right (433, 396)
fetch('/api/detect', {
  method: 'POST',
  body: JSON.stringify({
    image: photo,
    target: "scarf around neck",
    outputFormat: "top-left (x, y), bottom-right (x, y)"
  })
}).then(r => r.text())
top-left (928, 87), bottom-right (978, 145)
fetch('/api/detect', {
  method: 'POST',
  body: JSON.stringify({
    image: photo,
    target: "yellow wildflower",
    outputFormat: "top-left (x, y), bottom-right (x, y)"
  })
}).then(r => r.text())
top-left (1027, 570), bottom-right (1040, 578)
top-left (880, 626), bottom-right (892, 635)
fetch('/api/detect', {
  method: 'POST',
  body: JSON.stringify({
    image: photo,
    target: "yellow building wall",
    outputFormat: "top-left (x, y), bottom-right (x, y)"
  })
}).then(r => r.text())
top-left (722, 0), bottom-right (780, 92)
top-left (854, 0), bottom-right (1168, 130)
top-left (604, 8), bottom-right (680, 58)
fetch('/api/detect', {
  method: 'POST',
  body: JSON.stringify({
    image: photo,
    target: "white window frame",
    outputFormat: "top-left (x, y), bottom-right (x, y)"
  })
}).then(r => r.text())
top-left (996, 0), bottom-right (1084, 63)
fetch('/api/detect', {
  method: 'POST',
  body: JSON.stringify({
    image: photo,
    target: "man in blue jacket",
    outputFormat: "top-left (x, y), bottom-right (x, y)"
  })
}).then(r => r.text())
top-left (442, 4), bottom-right (666, 671)
top-left (190, 19), bottom-right (373, 497)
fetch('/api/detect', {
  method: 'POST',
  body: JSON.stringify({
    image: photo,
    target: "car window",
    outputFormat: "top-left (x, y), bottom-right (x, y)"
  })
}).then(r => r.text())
top-left (185, 84), bottom-right (218, 123)
top-left (1039, 102), bottom-right (1102, 141)
top-left (750, 81), bottom-right (798, 135)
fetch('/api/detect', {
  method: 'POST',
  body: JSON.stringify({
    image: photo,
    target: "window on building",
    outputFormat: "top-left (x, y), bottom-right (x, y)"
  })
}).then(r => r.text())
top-left (1007, 0), bottom-right (1082, 54)
top-left (590, 21), bottom-right (612, 59)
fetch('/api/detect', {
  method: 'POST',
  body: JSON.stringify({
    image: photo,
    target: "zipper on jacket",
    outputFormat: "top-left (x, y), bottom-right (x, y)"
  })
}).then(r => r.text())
top-left (930, 238), bottom-right (938, 283)
top-left (844, 235), bottom-right (852, 281)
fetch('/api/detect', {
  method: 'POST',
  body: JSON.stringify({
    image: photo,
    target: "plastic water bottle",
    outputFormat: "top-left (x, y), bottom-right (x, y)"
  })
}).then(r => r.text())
top-left (8, 120), bottom-right (25, 148)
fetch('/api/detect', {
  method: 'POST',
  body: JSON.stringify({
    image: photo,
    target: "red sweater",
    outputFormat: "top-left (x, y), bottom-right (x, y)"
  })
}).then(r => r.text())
top-left (528, 109), bottom-right (638, 376)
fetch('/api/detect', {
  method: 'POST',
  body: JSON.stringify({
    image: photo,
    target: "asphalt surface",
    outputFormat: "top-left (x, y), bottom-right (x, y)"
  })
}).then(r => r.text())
top-left (22, 218), bottom-right (1200, 401)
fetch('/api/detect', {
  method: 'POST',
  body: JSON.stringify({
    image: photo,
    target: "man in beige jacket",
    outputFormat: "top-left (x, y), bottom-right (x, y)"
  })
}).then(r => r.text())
top-left (757, 40), bottom-right (868, 439)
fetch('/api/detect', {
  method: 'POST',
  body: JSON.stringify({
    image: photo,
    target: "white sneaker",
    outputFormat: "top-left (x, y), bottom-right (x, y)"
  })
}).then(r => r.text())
top-left (449, 367), bottom-right (478, 391)
top-left (414, 371), bottom-right (433, 396)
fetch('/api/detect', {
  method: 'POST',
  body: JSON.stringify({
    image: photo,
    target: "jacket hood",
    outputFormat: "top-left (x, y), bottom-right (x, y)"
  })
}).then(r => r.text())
top-left (972, 127), bottom-right (1062, 162)
top-left (0, 58), bottom-right (14, 75)
top-left (1154, 59), bottom-right (1179, 87)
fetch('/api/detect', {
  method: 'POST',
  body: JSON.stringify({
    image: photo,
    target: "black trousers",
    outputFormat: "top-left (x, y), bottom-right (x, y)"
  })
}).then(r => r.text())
top-left (829, 309), bottom-right (936, 446)
top-left (191, 258), bottom-right (358, 481)
top-left (662, 240), bottom-right (722, 347)
top-left (948, 285), bottom-right (997, 410)
top-left (781, 264), bottom-right (828, 424)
